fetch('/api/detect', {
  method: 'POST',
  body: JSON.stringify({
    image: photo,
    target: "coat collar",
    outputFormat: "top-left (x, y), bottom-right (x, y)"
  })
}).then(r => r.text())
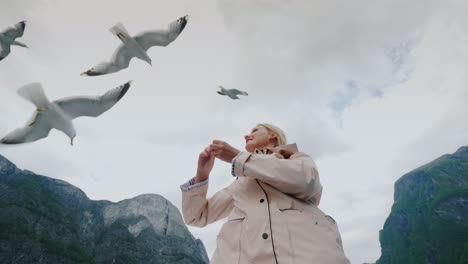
top-left (255, 143), bottom-right (298, 159)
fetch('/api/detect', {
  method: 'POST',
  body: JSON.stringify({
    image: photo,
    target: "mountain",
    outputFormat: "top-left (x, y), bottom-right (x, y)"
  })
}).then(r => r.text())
top-left (376, 146), bottom-right (468, 264)
top-left (0, 154), bottom-right (209, 264)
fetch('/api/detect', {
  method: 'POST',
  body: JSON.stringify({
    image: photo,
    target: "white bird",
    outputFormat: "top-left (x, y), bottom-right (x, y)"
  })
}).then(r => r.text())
top-left (81, 15), bottom-right (189, 76)
top-left (217, 86), bottom-right (248, 100)
top-left (0, 21), bottom-right (28, 61)
top-left (0, 81), bottom-right (131, 145)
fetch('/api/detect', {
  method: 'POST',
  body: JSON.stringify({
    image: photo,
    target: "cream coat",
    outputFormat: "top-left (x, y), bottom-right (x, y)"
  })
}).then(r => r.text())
top-left (181, 144), bottom-right (350, 264)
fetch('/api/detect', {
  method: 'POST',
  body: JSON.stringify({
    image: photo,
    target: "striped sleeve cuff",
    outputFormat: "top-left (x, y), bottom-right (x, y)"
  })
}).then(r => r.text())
top-left (180, 177), bottom-right (209, 192)
top-left (231, 151), bottom-right (244, 176)
top-left (231, 151), bottom-right (252, 177)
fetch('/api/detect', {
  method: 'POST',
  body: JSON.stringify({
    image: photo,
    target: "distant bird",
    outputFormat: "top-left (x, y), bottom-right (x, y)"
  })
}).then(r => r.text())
top-left (81, 15), bottom-right (189, 76)
top-left (217, 86), bottom-right (248, 100)
top-left (0, 81), bottom-right (131, 145)
top-left (0, 21), bottom-right (28, 61)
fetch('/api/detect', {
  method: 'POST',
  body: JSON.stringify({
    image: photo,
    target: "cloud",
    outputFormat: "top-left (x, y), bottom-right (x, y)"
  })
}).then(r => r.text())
top-left (217, 0), bottom-right (441, 104)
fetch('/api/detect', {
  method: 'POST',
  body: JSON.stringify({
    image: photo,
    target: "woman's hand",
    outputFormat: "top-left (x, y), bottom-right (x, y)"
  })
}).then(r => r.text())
top-left (195, 147), bottom-right (215, 183)
top-left (210, 140), bottom-right (241, 163)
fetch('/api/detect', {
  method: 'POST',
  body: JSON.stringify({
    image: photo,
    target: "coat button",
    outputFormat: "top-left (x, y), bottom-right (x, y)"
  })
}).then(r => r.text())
top-left (259, 198), bottom-right (264, 203)
top-left (262, 233), bottom-right (268, 239)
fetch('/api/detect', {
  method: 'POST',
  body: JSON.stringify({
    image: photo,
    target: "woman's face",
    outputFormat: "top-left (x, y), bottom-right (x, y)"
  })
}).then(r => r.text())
top-left (244, 125), bottom-right (276, 152)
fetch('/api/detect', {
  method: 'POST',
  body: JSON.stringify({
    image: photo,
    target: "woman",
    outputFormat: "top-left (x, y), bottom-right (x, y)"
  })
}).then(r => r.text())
top-left (180, 123), bottom-right (350, 264)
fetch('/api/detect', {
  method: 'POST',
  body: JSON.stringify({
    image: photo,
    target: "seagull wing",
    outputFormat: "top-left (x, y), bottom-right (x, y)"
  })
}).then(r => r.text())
top-left (0, 44), bottom-right (5, 60)
top-left (0, 21), bottom-right (26, 41)
top-left (134, 29), bottom-right (175, 51)
top-left (82, 44), bottom-right (134, 76)
top-left (54, 81), bottom-right (131, 119)
top-left (0, 113), bottom-right (52, 144)
top-left (230, 89), bottom-right (248, 96)
top-left (134, 15), bottom-right (188, 51)
top-left (106, 45), bottom-right (134, 71)
top-left (228, 93), bottom-right (240, 99)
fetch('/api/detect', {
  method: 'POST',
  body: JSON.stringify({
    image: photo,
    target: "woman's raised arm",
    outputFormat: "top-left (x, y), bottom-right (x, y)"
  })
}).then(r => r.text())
top-left (181, 180), bottom-right (234, 227)
top-left (180, 146), bottom-right (235, 227)
top-left (232, 152), bottom-right (322, 202)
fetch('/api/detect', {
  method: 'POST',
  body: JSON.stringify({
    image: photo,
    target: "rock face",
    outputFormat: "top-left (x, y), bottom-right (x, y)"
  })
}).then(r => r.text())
top-left (376, 146), bottom-right (468, 264)
top-left (0, 154), bottom-right (209, 264)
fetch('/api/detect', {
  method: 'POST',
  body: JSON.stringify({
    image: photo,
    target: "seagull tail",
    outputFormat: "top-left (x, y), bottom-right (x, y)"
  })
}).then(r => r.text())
top-left (109, 22), bottom-right (131, 42)
top-left (17, 82), bottom-right (50, 109)
top-left (13, 40), bottom-right (28, 48)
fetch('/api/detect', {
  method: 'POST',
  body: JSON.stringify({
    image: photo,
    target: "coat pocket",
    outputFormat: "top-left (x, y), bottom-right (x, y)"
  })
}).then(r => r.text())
top-left (278, 201), bottom-right (337, 234)
top-left (277, 199), bottom-right (347, 260)
top-left (211, 215), bottom-right (245, 264)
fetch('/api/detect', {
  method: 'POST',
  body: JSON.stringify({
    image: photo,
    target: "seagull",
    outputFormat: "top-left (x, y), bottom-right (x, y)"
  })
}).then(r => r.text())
top-left (0, 81), bottom-right (131, 145)
top-left (217, 86), bottom-right (248, 100)
top-left (81, 15), bottom-right (189, 76)
top-left (0, 21), bottom-right (28, 61)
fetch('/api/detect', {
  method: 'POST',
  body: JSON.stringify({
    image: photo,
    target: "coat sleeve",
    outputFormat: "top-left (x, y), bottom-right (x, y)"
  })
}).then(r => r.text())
top-left (181, 178), bottom-right (234, 227)
top-left (232, 151), bottom-right (322, 201)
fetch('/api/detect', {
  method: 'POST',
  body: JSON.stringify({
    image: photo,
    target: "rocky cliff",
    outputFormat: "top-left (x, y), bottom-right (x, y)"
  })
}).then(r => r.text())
top-left (376, 146), bottom-right (468, 264)
top-left (0, 154), bottom-right (209, 264)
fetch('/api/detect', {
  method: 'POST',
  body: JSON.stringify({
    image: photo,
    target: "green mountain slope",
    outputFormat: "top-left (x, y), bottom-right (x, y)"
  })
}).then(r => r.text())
top-left (0, 154), bottom-right (209, 264)
top-left (376, 146), bottom-right (468, 264)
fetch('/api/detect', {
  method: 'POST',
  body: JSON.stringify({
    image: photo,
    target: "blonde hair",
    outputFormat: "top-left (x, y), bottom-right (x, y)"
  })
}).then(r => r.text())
top-left (258, 123), bottom-right (287, 147)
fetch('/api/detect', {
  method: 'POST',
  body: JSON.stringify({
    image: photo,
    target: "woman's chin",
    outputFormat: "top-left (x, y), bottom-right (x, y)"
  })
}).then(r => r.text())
top-left (245, 144), bottom-right (255, 152)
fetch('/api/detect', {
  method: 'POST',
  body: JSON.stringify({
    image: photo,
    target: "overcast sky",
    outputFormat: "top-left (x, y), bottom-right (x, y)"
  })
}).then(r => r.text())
top-left (1, 0), bottom-right (468, 263)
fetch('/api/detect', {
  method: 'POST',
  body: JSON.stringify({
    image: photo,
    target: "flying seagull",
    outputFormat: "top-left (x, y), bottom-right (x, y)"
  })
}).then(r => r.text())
top-left (0, 21), bottom-right (28, 61)
top-left (81, 15), bottom-right (189, 76)
top-left (217, 86), bottom-right (248, 100)
top-left (0, 81), bottom-right (131, 145)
